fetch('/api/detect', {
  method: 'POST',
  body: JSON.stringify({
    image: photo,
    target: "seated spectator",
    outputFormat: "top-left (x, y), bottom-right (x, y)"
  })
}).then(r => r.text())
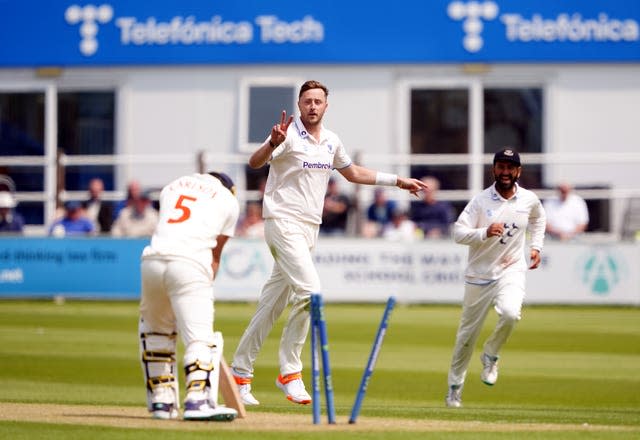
top-left (83, 177), bottom-right (114, 234)
top-left (382, 208), bottom-right (420, 242)
top-left (236, 201), bottom-right (265, 239)
top-left (544, 182), bottom-right (589, 241)
top-left (48, 201), bottom-right (95, 237)
top-left (363, 188), bottom-right (397, 237)
top-left (320, 178), bottom-right (352, 236)
top-left (111, 191), bottom-right (159, 237)
top-left (0, 174), bottom-right (16, 193)
top-left (113, 179), bottom-right (142, 220)
top-left (409, 176), bottom-right (455, 238)
top-left (0, 191), bottom-right (25, 234)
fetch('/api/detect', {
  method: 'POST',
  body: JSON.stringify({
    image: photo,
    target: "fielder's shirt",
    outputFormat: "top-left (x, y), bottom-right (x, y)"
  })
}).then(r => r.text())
top-left (263, 116), bottom-right (352, 225)
top-left (453, 183), bottom-right (546, 284)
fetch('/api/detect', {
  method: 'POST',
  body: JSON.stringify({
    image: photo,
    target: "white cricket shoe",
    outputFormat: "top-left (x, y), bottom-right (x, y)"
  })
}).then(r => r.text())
top-left (150, 402), bottom-right (178, 420)
top-left (445, 385), bottom-right (463, 408)
top-left (480, 353), bottom-right (499, 386)
top-left (183, 399), bottom-right (237, 421)
top-left (276, 373), bottom-right (311, 405)
top-left (233, 375), bottom-right (260, 405)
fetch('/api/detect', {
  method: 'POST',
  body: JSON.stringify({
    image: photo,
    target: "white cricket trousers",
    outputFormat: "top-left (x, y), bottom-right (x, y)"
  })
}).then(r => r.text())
top-left (447, 271), bottom-right (526, 387)
top-left (140, 257), bottom-right (215, 354)
top-left (232, 218), bottom-right (321, 377)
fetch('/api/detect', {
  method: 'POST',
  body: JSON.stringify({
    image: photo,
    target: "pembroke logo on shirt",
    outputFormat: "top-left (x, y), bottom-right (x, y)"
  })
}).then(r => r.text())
top-left (302, 161), bottom-right (331, 169)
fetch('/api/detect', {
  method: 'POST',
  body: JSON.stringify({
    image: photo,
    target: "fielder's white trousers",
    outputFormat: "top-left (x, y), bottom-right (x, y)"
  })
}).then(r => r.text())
top-left (447, 271), bottom-right (526, 387)
top-left (232, 218), bottom-right (321, 377)
top-left (140, 257), bottom-right (215, 357)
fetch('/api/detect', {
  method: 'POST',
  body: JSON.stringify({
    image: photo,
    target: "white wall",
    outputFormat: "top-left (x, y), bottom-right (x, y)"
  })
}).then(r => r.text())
top-left (547, 66), bottom-right (640, 187)
top-left (2, 64), bottom-right (640, 234)
top-left (545, 65), bottom-right (640, 234)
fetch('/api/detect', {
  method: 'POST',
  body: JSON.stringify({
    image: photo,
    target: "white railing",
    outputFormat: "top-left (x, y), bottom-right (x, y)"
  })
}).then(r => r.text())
top-left (3, 151), bottom-right (640, 238)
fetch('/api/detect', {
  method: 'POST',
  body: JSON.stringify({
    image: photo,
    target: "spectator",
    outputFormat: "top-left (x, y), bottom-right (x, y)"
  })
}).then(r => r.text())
top-left (83, 177), bottom-right (114, 233)
top-left (320, 177), bottom-right (352, 236)
top-left (382, 208), bottom-right (419, 242)
top-left (543, 182), bottom-right (589, 241)
top-left (48, 201), bottom-right (95, 237)
top-left (236, 201), bottom-right (265, 239)
top-left (0, 174), bottom-right (16, 193)
top-left (111, 192), bottom-right (159, 237)
top-left (114, 180), bottom-right (143, 220)
top-left (364, 187), bottom-right (397, 237)
top-left (409, 176), bottom-right (456, 238)
top-left (0, 191), bottom-right (24, 234)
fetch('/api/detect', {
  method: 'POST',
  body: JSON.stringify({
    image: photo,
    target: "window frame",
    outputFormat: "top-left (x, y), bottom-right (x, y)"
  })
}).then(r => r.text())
top-left (0, 80), bottom-right (57, 229)
top-left (237, 77), bottom-right (302, 153)
top-left (397, 75), bottom-right (548, 197)
top-left (396, 77), bottom-right (483, 195)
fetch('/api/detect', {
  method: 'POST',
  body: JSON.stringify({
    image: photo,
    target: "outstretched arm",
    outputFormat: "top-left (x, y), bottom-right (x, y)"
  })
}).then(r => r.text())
top-left (338, 164), bottom-right (428, 196)
top-left (248, 110), bottom-right (293, 169)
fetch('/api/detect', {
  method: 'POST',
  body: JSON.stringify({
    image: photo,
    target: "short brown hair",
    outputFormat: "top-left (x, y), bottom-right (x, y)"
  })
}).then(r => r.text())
top-left (299, 80), bottom-right (329, 99)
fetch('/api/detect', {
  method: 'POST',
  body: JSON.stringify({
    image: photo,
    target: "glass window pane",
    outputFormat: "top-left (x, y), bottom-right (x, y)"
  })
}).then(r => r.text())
top-left (248, 86), bottom-right (294, 143)
top-left (58, 92), bottom-right (115, 192)
top-left (0, 92), bottom-right (45, 225)
top-left (58, 92), bottom-right (115, 155)
top-left (410, 89), bottom-right (469, 190)
top-left (483, 88), bottom-right (543, 189)
top-left (0, 92), bottom-right (45, 156)
top-left (245, 86), bottom-right (294, 191)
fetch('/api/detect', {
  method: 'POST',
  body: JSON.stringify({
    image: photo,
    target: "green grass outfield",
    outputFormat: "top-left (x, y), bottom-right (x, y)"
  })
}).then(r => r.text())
top-left (0, 299), bottom-right (638, 439)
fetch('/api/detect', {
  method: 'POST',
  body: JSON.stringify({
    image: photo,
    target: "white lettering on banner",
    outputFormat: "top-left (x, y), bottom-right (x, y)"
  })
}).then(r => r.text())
top-left (116, 16), bottom-right (253, 45)
top-left (114, 14), bottom-right (325, 48)
top-left (255, 15), bottom-right (324, 43)
top-left (447, 1), bottom-right (640, 53)
top-left (0, 268), bottom-right (23, 283)
top-left (501, 13), bottom-right (639, 42)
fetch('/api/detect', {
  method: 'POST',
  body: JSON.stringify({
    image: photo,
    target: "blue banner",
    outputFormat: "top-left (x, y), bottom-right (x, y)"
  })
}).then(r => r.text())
top-left (1, 1), bottom-right (639, 66)
top-left (0, 237), bottom-right (147, 299)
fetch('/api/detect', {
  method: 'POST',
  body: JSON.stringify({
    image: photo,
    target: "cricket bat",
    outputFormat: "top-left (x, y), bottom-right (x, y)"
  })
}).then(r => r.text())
top-left (219, 356), bottom-right (247, 418)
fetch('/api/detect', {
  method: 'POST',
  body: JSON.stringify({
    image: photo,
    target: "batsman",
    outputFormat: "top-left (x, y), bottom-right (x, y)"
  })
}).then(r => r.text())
top-left (138, 171), bottom-right (239, 421)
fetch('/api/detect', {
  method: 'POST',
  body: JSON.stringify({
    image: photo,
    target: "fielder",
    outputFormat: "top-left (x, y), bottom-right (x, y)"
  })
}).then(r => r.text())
top-left (446, 148), bottom-right (546, 408)
top-left (138, 172), bottom-right (239, 420)
top-left (230, 80), bottom-right (428, 406)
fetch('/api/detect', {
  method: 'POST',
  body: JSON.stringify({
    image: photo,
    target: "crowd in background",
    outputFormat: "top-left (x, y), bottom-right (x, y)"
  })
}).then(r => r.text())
top-left (0, 173), bottom-right (593, 241)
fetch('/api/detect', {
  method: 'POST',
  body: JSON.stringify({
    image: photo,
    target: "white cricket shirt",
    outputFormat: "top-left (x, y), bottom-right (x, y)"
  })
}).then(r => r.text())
top-left (263, 116), bottom-right (352, 224)
top-left (142, 173), bottom-right (240, 277)
top-left (453, 183), bottom-right (546, 284)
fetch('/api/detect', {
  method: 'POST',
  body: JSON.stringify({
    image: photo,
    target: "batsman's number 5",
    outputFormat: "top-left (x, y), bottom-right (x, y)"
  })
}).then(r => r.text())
top-left (167, 195), bottom-right (197, 224)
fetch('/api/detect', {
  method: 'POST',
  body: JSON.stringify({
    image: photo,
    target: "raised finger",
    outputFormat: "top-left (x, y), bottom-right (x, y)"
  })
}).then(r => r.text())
top-left (282, 114), bottom-right (294, 131)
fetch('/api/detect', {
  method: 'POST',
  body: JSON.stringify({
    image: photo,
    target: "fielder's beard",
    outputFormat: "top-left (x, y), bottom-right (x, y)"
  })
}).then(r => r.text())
top-left (495, 174), bottom-right (518, 192)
